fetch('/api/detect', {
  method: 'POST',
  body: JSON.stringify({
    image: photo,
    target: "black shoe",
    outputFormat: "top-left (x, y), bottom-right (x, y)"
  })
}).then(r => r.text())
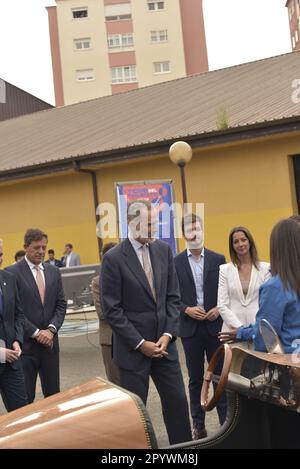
top-left (192, 427), bottom-right (207, 440)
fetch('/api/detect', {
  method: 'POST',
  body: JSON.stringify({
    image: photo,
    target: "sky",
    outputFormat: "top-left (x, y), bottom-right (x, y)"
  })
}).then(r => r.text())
top-left (0, 0), bottom-right (292, 105)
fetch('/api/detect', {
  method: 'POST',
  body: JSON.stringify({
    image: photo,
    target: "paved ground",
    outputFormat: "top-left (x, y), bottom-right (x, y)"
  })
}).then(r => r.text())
top-left (0, 322), bottom-right (219, 447)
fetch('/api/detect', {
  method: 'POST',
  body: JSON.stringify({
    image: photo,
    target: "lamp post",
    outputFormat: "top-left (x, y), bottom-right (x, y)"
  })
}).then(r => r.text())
top-left (169, 141), bottom-right (193, 205)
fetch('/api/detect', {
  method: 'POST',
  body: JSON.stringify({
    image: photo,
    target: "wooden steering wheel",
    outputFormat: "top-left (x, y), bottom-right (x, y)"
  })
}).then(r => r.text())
top-left (201, 344), bottom-right (232, 411)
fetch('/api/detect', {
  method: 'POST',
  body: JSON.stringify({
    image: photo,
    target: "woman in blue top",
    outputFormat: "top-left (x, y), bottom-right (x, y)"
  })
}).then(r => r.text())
top-left (219, 218), bottom-right (300, 353)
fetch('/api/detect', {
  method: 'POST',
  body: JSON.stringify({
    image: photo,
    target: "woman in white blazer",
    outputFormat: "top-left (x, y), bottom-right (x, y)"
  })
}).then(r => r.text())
top-left (218, 226), bottom-right (271, 333)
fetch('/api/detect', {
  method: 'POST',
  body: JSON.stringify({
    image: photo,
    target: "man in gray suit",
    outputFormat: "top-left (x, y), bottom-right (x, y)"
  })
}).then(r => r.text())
top-left (7, 229), bottom-right (66, 403)
top-left (91, 242), bottom-right (120, 385)
top-left (61, 243), bottom-right (80, 267)
top-left (101, 201), bottom-right (191, 445)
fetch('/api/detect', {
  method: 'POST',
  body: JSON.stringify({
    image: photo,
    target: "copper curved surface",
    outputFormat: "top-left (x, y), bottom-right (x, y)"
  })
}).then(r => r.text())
top-left (231, 345), bottom-right (300, 368)
top-left (0, 378), bottom-right (153, 449)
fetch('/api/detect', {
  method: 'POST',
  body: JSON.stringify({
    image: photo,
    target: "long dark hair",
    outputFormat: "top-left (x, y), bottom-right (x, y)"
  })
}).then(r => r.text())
top-left (270, 219), bottom-right (300, 298)
top-left (229, 226), bottom-right (259, 269)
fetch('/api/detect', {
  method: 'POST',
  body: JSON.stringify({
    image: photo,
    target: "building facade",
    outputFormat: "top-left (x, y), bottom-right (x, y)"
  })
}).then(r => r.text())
top-left (47, 0), bottom-right (208, 106)
top-left (0, 79), bottom-right (52, 122)
top-left (286, 0), bottom-right (300, 50)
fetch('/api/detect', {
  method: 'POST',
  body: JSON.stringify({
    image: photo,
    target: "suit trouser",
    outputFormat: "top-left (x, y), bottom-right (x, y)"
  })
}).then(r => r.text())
top-left (0, 361), bottom-right (28, 412)
top-left (119, 355), bottom-right (192, 445)
top-left (22, 340), bottom-right (60, 403)
top-left (101, 344), bottom-right (120, 386)
top-left (181, 323), bottom-right (227, 431)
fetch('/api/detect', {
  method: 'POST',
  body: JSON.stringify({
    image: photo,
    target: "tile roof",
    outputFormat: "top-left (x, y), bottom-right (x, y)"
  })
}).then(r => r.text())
top-left (0, 51), bottom-right (299, 174)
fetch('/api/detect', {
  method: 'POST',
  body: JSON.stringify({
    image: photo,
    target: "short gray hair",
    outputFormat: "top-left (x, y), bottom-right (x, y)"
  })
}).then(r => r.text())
top-left (127, 199), bottom-right (153, 225)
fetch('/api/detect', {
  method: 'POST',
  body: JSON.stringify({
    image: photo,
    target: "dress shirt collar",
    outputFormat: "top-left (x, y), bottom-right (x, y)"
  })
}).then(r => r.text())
top-left (25, 256), bottom-right (44, 271)
top-left (128, 236), bottom-right (144, 251)
top-left (128, 236), bottom-right (153, 253)
top-left (187, 248), bottom-right (205, 259)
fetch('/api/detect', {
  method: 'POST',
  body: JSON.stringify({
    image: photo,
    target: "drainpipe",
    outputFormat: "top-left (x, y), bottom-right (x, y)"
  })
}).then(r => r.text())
top-left (73, 161), bottom-right (102, 262)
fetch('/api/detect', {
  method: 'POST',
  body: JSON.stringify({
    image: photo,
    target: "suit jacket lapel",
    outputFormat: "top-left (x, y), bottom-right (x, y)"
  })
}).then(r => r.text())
top-left (149, 241), bottom-right (161, 300)
top-left (43, 263), bottom-right (51, 306)
top-left (203, 248), bottom-right (211, 284)
top-left (182, 250), bottom-right (195, 286)
top-left (19, 259), bottom-right (43, 306)
top-left (231, 264), bottom-right (245, 305)
top-left (0, 271), bottom-right (7, 317)
top-left (244, 265), bottom-right (258, 305)
top-left (232, 263), bottom-right (256, 306)
top-left (123, 239), bottom-right (155, 300)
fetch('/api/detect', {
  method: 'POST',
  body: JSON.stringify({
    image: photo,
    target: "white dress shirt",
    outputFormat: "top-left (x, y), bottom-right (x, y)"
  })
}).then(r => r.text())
top-left (187, 248), bottom-right (205, 308)
top-left (65, 253), bottom-right (72, 268)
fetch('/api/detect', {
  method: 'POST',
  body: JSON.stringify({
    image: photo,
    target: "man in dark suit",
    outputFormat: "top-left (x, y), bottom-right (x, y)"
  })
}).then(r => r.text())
top-left (6, 229), bottom-right (66, 403)
top-left (101, 201), bottom-right (191, 445)
top-left (45, 249), bottom-right (63, 267)
top-left (0, 238), bottom-right (28, 411)
top-left (174, 213), bottom-right (227, 440)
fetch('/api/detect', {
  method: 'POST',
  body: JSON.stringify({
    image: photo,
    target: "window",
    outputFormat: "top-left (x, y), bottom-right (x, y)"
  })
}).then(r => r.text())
top-left (105, 3), bottom-right (132, 21)
top-left (72, 8), bottom-right (88, 19)
top-left (74, 38), bottom-right (91, 50)
top-left (151, 30), bottom-right (168, 43)
top-left (106, 14), bottom-right (131, 21)
top-left (147, 1), bottom-right (165, 11)
top-left (111, 66), bottom-right (136, 84)
top-left (107, 33), bottom-right (134, 49)
top-left (153, 61), bottom-right (170, 74)
top-left (76, 69), bottom-right (95, 81)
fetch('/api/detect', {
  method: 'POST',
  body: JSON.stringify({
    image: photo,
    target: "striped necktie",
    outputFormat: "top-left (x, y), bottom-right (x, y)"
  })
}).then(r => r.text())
top-left (141, 244), bottom-right (156, 300)
top-left (34, 265), bottom-right (45, 304)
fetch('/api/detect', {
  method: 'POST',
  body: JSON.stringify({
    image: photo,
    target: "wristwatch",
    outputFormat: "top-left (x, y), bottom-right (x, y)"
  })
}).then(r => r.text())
top-left (47, 326), bottom-right (57, 335)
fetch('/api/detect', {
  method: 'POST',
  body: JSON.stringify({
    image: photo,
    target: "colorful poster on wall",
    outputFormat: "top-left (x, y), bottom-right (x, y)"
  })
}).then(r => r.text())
top-left (116, 180), bottom-right (177, 255)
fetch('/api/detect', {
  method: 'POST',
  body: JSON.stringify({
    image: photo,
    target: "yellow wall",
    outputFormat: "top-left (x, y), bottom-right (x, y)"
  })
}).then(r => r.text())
top-left (0, 132), bottom-right (299, 266)
top-left (96, 133), bottom-right (300, 261)
top-left (0, 173), bottom-right (99, 268)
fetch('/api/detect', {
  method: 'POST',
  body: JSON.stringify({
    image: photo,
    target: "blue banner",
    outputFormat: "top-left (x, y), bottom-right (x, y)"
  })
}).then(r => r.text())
top-left (116, 181), bottom-right (177, 255)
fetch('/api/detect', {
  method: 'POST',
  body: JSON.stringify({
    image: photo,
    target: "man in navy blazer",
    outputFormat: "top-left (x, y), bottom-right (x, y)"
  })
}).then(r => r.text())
top-left (6, 229), bottom-right (66, 403)
top-left (0, 239), bottom-right (28, 411)
top-left (101, 201), bottom-right (191, 445)
top-left (174, 213), bottom-right (227, 440)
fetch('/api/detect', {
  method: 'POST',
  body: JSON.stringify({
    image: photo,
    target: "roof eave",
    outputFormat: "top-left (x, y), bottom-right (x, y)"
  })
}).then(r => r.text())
top-left (1, 116), bottom-right (300, 184)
